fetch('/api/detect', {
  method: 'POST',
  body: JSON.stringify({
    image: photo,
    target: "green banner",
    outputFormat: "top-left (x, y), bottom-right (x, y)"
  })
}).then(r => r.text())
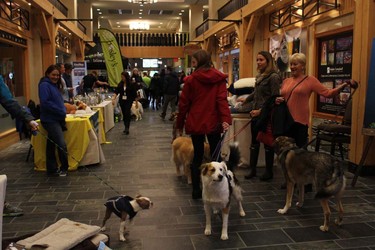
top-left (98, 28), bottom-right (123, 87)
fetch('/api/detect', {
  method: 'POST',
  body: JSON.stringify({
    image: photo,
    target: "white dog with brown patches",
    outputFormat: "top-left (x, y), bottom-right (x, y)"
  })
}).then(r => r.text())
top-left (100, 195), bottom-right (152, 241)
top-left (200, 143), bottom-right (245, 240)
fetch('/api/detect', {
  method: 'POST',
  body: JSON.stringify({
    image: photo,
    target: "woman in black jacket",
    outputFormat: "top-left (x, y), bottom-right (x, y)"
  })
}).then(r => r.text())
top-left (112, 72), bottom-right (137, 135)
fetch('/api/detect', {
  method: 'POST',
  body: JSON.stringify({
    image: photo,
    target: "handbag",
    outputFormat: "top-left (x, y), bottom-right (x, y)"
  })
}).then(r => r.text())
top-left (256, 76), bottom-right (308, 145)
top-left (272, 75), bottom-right (308, 136)
top-left (256, 119), bottom-right (274, 146)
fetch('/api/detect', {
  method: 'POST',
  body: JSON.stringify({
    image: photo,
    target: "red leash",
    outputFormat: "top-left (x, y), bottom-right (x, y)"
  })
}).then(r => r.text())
top-left (222, 119), bottom-right (252, 144)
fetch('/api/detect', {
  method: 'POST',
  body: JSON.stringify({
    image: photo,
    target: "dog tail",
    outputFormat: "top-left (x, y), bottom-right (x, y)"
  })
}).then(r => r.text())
top-left (315, 159), bottom-right (346, 199)
top-left (226, 142), bottom-right (241, 172)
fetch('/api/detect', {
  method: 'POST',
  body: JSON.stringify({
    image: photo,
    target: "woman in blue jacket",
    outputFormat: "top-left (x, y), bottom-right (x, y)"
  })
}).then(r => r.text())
top-left (39, 64), bottom-right (68, 176)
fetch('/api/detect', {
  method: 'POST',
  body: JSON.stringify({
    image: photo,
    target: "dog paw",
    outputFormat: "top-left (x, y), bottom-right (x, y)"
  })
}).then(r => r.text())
top-left (277, 208), bottom-right (288, 214)
top-left (220, 234), bottom-right (229, 240)
top-left (204, 229), bottom-right (211, 236)
top-left (239, 210), bottom-right (246, 217)
top-left (213, 209), bottom-right (219, 214)
top-left (296, 201), bottom-right (304, 208)
top-left (335, 218), bottom-right (343, 226)
top-left (319, 225), bottom-right (329, 232)
top-left (100, 226), bottom-right (106, 232)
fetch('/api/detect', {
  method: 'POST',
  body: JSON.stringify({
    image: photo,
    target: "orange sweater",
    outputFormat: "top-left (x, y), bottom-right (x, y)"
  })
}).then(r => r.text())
top-left (281, 76), bottom-right (340, 126)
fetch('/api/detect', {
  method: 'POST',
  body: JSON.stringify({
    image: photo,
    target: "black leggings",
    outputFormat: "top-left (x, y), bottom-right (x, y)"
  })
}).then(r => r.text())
top-left (190, 133), bottom-right (221, 171)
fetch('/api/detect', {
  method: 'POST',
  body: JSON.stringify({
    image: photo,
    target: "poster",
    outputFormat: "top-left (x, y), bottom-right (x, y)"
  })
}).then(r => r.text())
top-left (363, 38), bottom-right (375, 131)
top-left (72, 61), bottom-right (86, 96)
top-left (317, 32), bottom-right (353, 114)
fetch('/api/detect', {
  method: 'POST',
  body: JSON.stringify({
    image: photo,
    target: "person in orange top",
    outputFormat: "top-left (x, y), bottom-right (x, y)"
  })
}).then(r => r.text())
top-left (278, 53), bottom-right (350, 148)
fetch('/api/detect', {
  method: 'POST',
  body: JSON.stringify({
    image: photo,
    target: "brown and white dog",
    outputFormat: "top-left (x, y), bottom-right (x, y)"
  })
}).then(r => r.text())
top-left (171, 137), bottom-right (211, 184)
top-left (200, 143), bottom-right (245, 240)
top-left (100, 195), bottom-right (153, 241)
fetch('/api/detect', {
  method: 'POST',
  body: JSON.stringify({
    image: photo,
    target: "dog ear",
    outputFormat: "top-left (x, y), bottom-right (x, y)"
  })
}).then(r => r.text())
top-left (135, 194), bottom-right (142, 198)
top-left (201, 163), bottom-right (209, 176)
top-left (220, 162), bottom-right (228, 171)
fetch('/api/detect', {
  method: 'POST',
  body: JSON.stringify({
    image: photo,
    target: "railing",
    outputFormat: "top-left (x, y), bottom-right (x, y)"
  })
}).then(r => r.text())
top-left (77, 21), bottom-right (86, 34)
top-left (0, 0), bottom-right (30, 30)
top-left (48, 0), bottom-right (68, 17)
top-left (269, 0), bottom-right (340, 31)
top-left (195, 0), bottom-right (248, 37)
top-left (195, 20), bottom-right (210, 38)
top-left (95, 32), bottom-right (189, 47)
top-left (218, 0), bottom-right (248, 20)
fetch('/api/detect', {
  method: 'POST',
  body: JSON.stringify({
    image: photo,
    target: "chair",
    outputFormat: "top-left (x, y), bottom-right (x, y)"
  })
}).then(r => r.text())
top-left (315, 99), bottom-right (352, 160)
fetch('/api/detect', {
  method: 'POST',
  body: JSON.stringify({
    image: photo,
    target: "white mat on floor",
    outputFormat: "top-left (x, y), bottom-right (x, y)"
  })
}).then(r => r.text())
top-left (17, 218), bottom-right (100, 250)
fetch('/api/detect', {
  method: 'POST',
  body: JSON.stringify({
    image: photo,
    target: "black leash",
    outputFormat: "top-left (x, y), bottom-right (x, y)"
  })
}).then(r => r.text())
top-left (211, 130), bottom-right (228, 161)
top-left (33, 130), bottom-right (121, 195)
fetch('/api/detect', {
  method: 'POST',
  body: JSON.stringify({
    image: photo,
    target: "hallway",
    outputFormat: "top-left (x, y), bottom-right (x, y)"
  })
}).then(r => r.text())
top-left (1, 108), bottom-right (375, 249)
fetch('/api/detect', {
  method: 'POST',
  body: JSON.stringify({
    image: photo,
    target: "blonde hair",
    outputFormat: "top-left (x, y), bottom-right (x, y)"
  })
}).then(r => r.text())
top-left (290, 53), bottom-right (306, 66)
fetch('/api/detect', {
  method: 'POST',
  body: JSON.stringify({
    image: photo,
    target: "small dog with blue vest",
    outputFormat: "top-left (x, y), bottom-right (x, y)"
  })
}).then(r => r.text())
top-left (100, 195), bottom-right (153, 241)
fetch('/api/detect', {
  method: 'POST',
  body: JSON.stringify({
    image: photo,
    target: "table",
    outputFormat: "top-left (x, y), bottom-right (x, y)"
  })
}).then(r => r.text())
top-left (31, 112), bottom-right (105, 171)
top-left (91, 100), bottom-right (114, 133)
top-left (222, 114), bottom-right (265, 167)
top-left (0, 175), bottom-right (6, 249)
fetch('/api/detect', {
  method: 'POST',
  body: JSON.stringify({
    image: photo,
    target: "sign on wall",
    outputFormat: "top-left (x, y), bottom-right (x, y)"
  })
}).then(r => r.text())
top-left (72, 61), bottom-right (87, 96)
top-left (317, 31), bottom-right (353, 115)
top-left (363, 38), bottom-right (375, 133)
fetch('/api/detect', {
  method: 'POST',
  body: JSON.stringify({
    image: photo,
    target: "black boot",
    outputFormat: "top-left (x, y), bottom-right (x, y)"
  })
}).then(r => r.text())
top-left (245, 145), bottom-right (259, 179)
top-left (260, 146), bottom-right (274, 181)
top-left (191, 167), bottom-right (202, 199)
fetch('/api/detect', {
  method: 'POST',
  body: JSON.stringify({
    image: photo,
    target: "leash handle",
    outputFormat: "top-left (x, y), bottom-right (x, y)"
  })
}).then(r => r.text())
top-left (211, 130), bottom-right (228, 161)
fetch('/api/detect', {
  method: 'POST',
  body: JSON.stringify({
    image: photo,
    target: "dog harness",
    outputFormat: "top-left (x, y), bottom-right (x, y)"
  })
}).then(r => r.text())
top-left (105, 195), bottom-right (137, 219)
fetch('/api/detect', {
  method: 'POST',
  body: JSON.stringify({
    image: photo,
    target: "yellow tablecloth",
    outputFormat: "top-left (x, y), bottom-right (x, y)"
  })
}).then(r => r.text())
top-left (31, 112), bottom-right (105, 171)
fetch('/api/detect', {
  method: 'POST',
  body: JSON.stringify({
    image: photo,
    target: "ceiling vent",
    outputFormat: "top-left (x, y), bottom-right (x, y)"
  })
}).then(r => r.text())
top-left (108, 9), bottom-right (133, 15)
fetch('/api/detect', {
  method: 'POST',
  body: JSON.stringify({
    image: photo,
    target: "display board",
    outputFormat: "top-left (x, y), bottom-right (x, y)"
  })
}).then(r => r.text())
top-left (317, 31), bottom-right (353, 115)
top-left (363, 38), bottom-right (375, 136)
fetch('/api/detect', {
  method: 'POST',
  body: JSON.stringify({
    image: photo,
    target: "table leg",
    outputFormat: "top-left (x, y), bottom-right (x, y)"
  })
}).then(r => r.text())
top-left (351, 136), bottom-right (374, 187)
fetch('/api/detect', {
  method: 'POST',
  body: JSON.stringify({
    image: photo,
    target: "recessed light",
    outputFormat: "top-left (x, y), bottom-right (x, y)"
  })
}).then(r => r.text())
top-left (97, 9), bottom-right (100, 11)
top-left (181, 10), bottom-right (184, 12)
top-left (98, 12), bottom-right (102, 15)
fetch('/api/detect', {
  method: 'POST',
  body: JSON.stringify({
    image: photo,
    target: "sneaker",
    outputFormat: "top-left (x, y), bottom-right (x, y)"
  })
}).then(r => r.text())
top-left (3, 202), bottom-right (23, 217)
top-left (47, 169), bottom-right (60, 177)
top-left (59, 170), bottom-right (67, 177)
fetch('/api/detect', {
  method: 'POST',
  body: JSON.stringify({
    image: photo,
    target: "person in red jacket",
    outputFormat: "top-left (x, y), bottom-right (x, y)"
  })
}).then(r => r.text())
top-left (176, 49), bottom-right (231, 199)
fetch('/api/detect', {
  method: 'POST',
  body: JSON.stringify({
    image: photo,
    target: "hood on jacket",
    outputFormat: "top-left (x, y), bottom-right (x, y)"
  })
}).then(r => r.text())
top-left (188, 68), bottom-right (228, 85)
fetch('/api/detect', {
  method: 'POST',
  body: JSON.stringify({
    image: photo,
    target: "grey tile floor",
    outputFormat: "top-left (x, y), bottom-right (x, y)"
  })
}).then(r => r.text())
top-left (1, 108), bottom-right (375, 249)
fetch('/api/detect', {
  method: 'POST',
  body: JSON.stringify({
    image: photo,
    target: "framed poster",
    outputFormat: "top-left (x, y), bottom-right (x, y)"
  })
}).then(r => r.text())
top-left (363, 38), bottom-right (375, 135)
top-left (317, 31), bottom-right (353, 115)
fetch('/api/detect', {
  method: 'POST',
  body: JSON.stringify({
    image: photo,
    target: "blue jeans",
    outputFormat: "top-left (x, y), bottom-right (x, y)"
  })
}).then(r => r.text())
top-left (41, 121), bottom-right (69, 173)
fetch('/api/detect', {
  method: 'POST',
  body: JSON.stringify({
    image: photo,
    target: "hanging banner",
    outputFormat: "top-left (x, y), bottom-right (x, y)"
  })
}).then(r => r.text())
top-left (98, 28), bottom-right (123, 87)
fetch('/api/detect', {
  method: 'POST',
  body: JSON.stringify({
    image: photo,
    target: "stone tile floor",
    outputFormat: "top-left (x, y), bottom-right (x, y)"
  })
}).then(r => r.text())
top-left (1, 108), bottom-right (375, 249)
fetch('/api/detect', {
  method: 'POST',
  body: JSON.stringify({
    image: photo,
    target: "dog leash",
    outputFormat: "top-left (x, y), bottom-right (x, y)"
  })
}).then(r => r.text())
top-left (222, 119), bottom-right (252, 144)
top-left (211, 130), bottom-right (228, 161)
top-left (33, 130), bottom-right (122, 195)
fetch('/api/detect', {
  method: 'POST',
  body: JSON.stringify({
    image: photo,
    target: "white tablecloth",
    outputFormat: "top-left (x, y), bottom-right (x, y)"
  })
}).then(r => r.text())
top-left (222, 114), bottom-right (265, 167)
top-left (0, 175), bottom-right (7, 249)
top-left (91, 100), bottom-right (114, 133)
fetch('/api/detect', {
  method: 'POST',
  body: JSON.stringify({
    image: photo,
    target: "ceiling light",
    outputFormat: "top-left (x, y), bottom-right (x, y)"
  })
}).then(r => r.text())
top-left (129, 22), bottom-right (150, 30)
top-left (128, 0), bottom-right (158, 4)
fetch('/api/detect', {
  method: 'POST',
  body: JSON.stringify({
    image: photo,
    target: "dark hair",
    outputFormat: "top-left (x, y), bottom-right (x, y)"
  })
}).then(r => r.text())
top-left (192, 49), bottom-right (212, 70)
top-left (64, 63), bottom-right (73, 70)
top-left (258, 51), bottom-right (276, 75)
top-left (44, 64), bottom-right (59, 77)
top-left (121, 71), bottom-right (131, 84)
